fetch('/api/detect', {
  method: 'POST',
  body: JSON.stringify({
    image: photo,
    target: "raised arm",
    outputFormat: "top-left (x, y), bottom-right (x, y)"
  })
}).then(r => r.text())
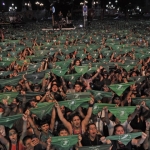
top-left (81, 98), bottom-right (94, 132)
top-left (55, 102), bottom-right (72, 134)
top-left (49, 107), bottom-right (56, 132)
top-left (0, 133), bottom-right (9, 150)
top-left (20, 114), bottom-right (27, 143)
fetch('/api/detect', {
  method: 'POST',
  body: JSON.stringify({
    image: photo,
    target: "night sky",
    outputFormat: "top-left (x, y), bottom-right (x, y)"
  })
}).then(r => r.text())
top-left (0, 0), bottom-right (146, 12)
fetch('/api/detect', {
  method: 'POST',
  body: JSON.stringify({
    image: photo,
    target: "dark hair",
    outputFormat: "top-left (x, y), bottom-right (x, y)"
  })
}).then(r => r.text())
top-left (58, 125), bottom-right (69, 135)
top-left (74, 81), bottom-right (83, 87)
top-left (86, 123), bottom-right (96, 132)
top-left (23, 135), bottom-right (32, 146)
top-left (39, 119), bottom-right (49, 127)
top-left (54, 93), bottom-right (63, 101)
top-left (70, 114), bottom-right (81, 122)
top-left (113, 124), bottom-right (125, 135)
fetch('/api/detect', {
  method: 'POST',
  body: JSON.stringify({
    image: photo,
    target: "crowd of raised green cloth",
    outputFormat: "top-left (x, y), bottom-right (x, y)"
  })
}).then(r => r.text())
top-left (0, 20), bottom-right (150, 150)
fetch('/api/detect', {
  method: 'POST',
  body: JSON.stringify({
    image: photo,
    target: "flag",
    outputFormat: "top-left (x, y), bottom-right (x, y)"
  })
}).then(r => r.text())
top-left (128, 76), bottom-right (146, 83)
top-left (31, 102), bottom-right (54, 120)
top-left (86, 67), bottom-right (97, 75)
top-left (109, 82), bottom-right (135, 96)
top-left (0, 71), bottom-right (11, 78)
top-left (78, 145), bottom-right (111, 150)
top-left (55, 59), bottom-right (72, 69)
top-left (58, 98), bottom-right (90, 111)
top-left (88, 90), bottom-right (113, 101)
top-left (51, 135), bottom-right (78, 150)
top-left (108, 106), bottom-right (136, 123)
top-left (0, 114), bottom-right (22, 128)
top-left (0, 61), bottom-right (12, 67)
top-left (66, 92), bottom-right (91, 100)
top-left (25, 71), bottom-right (45, 84)
top-left (132, 97), bottom-right (150, 107)
top-left (119, 64), bottom-right (135, 72)
top-left (75, 66), bottom-right (89, 75)
top-left (0, 92), bottom-right (19, 103)
top-left (63, 73), bottom-right (82, 84)
top-left (51, 68), bottom-right (68, 77)
top-left (106, 132), bottom-right (142, 145)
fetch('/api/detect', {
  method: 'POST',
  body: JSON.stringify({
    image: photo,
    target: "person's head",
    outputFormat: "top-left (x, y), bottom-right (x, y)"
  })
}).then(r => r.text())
top-left (74, 59), bottom-right (81, 66)
top-left (10, 98), bottom-right (20, 109)
top-left (40, 121), bottom-right (49, 134)
top-left (23, 135), bottom-right (32, 148)
top-left (15, 84), bottom-right (22, 91)
top-left (33, 84), bottom-right (40, 92)
top-left (8, 128), bottom-right (18, 144)
top-left (29, 98), bottom-right (37, 108)
top-left (87, 123), bottom-right (97, 138)
top-left (113, 96), bottom-right (121, 105)
top-left (58, 125), bottom-right (69, 136)
top-left (113, 124), bottom-right (125, 135)
top-left (71, 114), bottom-right (81, 128)
top-left (74, 82), bottom-right (82, 92)
top-left (54, 93), bottom-right (63, 101)
top-left (60, 105), bottom-right (65, 114)
top-left (51, 84), bottom-right (58, 93)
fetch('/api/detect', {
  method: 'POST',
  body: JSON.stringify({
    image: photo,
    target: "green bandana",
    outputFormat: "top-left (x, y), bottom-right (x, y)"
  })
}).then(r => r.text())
top-left (63, 73), bottom-right (82, 84)
top-left (0, 92), bottom-right (19, 103)
top-left (31, 102), bottom-right (54, 120)
top-left (78, 145), bottom-right (111, 150)
top-left (75, 66), bottom-right (89, 75)
top-left (55, 59), bottom-right (72, 69)
top-left (25, 72), bottom-right (45, 84)
top-left (51, 68), bottom-right (68, 77)
top-left (58, 98), bottom-right (90, 111)
top-left (108, 106), bottom-right (136, 123)
top-left (0, 61), bottom-right (12, 67)
top-left (109, 82), bottom-right (135, 96)
top-left (66, 92), bottom-right (91, 100)
top-left (0, 114), bottom-right (22, 128)
top-left (128, 76), bottom-right (146, 83)
top-left (0, 71), bottom-right (12, 77)
top-left (88, 90), bottom-right (113, 101)
top-left (51, 135), bottom-right (78, 150)
top-left (86, 67), bottom-right (97, 75)
top-left (119, 64), bottom-right (135, 72)
top-left (106, 132), bottom-right (142, 145)
top-left (132, 97), bottom-right (150, 107)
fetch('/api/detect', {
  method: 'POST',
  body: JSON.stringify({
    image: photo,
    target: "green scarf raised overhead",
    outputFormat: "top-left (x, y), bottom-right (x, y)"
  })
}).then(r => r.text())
top-left (51, 135), bottom-right (78, 150)
top-left (119, 64), bottom-right (135, 72)
top-left (66, 92), bottom-right (91, 100)
top-left (109, 82), bottom-right (135, 96)
top-left (51, 68), bottom-right (68, 77)
top-left (58, 98), bottom-right (90, 111)
top-left (0, 114), bottom-right (22, 128)
top-left (108, 106), bottom-right (136, 123)
top-left (88, 90), bottom-right (113, 101)
top-left (75, 66), bottom-right (89, 75)
top-left (106, 132), bottom-right (142, 145)
top-left (31, 102), bottom-right (54, 120)
top-left (55, 59), bottom-right (72, 69)
top-left (78, 145), bottom-right (111, 150)
top-left (0, 92), bottom-right (19, 103)
top-left (132, 97), bottom-right (150, 107)
top-left (25, 71), bottom-right (45, 84)
top-left (63, 73), bottom-right (82, 84)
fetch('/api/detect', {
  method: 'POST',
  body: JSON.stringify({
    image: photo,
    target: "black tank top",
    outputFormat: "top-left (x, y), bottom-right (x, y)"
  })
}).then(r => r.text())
top-left (111, 140), bottom-right (132, 150)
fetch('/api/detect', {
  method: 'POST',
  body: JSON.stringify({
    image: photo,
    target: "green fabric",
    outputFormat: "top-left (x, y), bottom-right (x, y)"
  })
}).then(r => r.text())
top-left (86, 67), bottom-right (97, 75)
top-left (63, 73), bottom-right (82, 84)
top-left (109, 82), bottom-right (135, 96)
top-left (78, 145), bottom-right (111, 150)
top-left (108, 106), bottom-right (136, 123)
top-left (2, 57), bottom-right (16, 62)
top-left (51, 68), bottom-right (68, 77)
top-left (88, 90), bottom-right (113, 101)
top-left (0, 75), bottom-right (22, 88)
top-left (0, 114), bottom-right (22, 128)
top-left (31, 102), bottom-right (54, 120)
top-left (75, 66), bottom-right (89, 74)
top-left (132, 97), bottom-right (150, 107)
top-left (66, 92), bottom-right (91, 100)
top-left (51, 135), bottom-right (78, 150)
top-left (55, 59), bottom-right (72, 69)
top-left (27, 63), bottom-right (41, 71)
top-left (119, 64), bottom-right (135, 72)
top-left (25, 72), bottom-right (45, 84)
top-left (0, 71), bottom-right (11, 77)
top-left (128, 76), bottom-right (146, 83)
top-left (0, 92), bottom-right (19, 103)
top-left (58, 98), bottom-right (90, 111)
top-left (106, 132), bottom-right (142, 145)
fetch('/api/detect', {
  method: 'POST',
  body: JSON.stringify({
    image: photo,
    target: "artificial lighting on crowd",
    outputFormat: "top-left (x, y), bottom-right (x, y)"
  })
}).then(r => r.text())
top-left (25, 3), bottom-right (27, 5)
top-left (80, 2), bottom-right (84, 5)
top-left (2, 2), bottom-right (5, 5)
top-left (12, 3), bottom-right (14, 6)
top-left (40, 3), bottom-right (44, 6)
top-left (35, 1), bottom-right (40, 5)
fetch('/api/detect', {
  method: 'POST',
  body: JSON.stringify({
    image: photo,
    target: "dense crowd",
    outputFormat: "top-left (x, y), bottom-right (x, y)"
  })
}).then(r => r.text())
top-left (0, 20), bottom-right (150, 150)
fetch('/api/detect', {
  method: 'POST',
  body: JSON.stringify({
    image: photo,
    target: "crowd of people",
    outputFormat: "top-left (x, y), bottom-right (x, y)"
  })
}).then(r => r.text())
top-left (0, 20), bottom-right (150, 150)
